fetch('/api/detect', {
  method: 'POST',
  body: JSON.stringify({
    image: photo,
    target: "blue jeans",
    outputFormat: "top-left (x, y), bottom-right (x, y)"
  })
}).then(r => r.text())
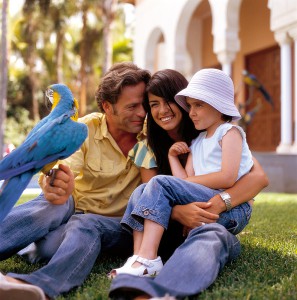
top-left (0, 193), bottom-right (132, 298)
top-left (109, 223), bottom-right (241, 298)
top-left (122, 175), bottom-right (252, 235)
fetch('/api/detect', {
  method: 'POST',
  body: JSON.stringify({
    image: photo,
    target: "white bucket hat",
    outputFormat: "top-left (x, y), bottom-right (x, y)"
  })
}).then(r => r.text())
top-left (175, 68), bottom-right (241, 121)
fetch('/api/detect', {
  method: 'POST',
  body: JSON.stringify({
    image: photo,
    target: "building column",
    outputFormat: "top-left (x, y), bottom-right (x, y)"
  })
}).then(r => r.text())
top-left (217, 52), bottom-right (236, 77)
top-left (275, 31), bottom-right (293, 153)
top-left (209, 0), bottom-right (241, 78)
top-left (288, 27), bottom-right (297, 153)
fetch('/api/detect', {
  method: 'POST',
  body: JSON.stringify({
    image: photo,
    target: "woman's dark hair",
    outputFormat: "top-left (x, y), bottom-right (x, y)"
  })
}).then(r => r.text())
top-left (144, 69), bottom-right (198, 175)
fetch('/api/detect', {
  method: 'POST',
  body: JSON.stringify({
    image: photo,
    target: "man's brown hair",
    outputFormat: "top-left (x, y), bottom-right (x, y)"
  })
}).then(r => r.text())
top-left (95, 62), bottom-right (151, 112)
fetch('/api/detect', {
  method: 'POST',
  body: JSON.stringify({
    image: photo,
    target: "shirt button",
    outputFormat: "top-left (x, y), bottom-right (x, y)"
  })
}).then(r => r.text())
top-left (143, 209), bottom-right (149, 216)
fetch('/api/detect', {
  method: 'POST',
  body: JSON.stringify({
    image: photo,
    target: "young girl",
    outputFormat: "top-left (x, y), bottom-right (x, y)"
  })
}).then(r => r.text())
top-left (110, 69), bottom-right (256, 278)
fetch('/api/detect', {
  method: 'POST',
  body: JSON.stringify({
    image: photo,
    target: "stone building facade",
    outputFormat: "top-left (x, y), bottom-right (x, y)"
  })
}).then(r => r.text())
top-left (129, 0), bottom-right (297, 192)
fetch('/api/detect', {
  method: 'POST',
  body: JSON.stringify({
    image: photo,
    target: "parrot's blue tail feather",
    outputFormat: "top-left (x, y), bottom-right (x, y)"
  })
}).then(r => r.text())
top-left (0, 172), bottom-right (34, 222)
top-left (0, 153), bottom-right (63, 180)
top-left (259, 86), bottom-right (274, 106)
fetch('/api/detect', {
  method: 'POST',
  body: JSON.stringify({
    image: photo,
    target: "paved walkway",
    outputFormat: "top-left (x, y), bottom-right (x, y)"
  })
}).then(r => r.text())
top-left (1, 175), bottom-right (41, 195)
top-left (22, 188), bottom-right (41, 195)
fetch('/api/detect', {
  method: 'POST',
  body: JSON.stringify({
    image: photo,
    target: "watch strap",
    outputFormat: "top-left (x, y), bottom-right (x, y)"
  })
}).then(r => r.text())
top-left (219, 192), bottom-right (232, 211)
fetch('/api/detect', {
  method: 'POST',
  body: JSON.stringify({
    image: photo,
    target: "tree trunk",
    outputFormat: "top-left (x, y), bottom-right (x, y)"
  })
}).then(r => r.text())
top-left (102, 0), bottom-right (118, 75)
top-left (0, 0), bottom-right (9, 157)
top-left (56, 28), bottom-right (64, 83)
top-left (27, 21), bottom-right (40, 122)
top-left (79, 3), bottom-right (88, 116)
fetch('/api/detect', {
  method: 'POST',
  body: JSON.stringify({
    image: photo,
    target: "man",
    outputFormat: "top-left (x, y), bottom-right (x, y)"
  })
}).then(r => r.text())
top-left (0, 62), bottom-right (151, 300)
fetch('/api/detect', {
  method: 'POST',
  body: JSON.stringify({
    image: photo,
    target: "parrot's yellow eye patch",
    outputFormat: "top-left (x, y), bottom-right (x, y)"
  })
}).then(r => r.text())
top-left (51, 91), bottom-right (60, 111)
top-left (71, 98), bottom-right (79, 121)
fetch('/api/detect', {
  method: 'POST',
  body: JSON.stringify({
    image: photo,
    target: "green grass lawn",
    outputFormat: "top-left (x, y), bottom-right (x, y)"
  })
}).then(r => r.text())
top-left (1, 193), bottom-right (296, 299)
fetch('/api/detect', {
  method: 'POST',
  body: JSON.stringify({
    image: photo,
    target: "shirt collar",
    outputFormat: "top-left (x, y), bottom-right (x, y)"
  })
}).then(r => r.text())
top-left (94, 114), bottom-right (108, 140)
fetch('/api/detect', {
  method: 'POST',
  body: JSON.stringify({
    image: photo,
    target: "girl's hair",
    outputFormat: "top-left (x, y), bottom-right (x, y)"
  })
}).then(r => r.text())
top-left (222, 114), bottom-right (232, 122)
top-left (95, 62), bottom-right (151, 112)
top-left (144, 69), bottom-right (198, 175)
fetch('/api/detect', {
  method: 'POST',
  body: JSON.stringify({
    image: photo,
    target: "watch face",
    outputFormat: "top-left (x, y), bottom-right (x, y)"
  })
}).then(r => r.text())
top-left (221, 192), bottom-right (230, 200)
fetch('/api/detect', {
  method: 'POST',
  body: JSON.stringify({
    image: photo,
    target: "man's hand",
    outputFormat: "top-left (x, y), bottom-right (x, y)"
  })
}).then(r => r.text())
top-left (43, 164), bottom-right (74, 205)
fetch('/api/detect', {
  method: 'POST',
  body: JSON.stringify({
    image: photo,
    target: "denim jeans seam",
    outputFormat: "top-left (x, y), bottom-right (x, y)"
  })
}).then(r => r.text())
top-left (58, 233), bottom-right (101, 296)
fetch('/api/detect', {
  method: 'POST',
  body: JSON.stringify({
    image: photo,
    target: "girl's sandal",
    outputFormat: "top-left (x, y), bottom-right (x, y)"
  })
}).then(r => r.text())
top-left (108, 255), bottom-right (163, 278)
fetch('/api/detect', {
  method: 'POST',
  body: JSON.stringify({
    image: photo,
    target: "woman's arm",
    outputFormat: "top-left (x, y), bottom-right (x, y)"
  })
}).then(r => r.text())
top-left (140, 167), bottom-right (158, 183)
top-left (206, 156), bottom-right (269, 215)
top-left (171, 202), bottom-right (219, 228)
top-left (172, 156), bottom-right (268, 227)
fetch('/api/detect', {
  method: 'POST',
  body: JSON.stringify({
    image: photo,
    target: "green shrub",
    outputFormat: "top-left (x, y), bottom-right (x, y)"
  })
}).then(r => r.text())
top-left (4, 106), bottom-right (36, 147)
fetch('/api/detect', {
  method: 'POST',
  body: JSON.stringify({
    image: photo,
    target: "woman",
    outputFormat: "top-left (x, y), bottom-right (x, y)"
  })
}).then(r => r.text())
top-left (109, 69), bottom-right (268, 298)
top-left (140, 69), bottom-right (198, 178)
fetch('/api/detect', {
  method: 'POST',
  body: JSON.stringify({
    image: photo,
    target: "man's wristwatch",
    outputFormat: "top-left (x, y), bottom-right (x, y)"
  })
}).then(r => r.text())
top-left (219, 192), bottom-right (232, 211)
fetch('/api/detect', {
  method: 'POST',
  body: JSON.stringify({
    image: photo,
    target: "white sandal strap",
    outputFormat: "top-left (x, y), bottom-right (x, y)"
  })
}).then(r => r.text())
top-left (136, 256), bottom-right (153, 267)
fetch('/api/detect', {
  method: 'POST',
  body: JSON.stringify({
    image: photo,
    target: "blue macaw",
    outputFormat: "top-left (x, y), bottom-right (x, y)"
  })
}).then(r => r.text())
top-left (242, 70), bottom-right (274, 107)
top-left (243, 98), bottom-right (262, 125)
top-left (0, 84), bottom-right (88, 222)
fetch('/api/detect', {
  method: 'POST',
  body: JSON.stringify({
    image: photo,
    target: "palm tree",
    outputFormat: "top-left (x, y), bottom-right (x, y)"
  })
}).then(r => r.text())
top-left (77, 0), bottom-right (105, 116)
top-left (0, 0), bottom-right (9, 157)
top-left (21, 0), bottom-right (53, 121)
top-left (44, 1), bottom-right (78, 83)
top-left (7, 0), bottom-right (133, 121)
top-left (79, 1), bottom-right (88, 116)
top-left (102, 0), bottom-right (118, 75)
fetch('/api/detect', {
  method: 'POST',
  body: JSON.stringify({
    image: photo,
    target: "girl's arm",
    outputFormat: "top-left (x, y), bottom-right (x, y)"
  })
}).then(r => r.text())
top-left (186, 127), bottom-right (242, 189)
top-left (168, 142), bottom-right (191, 178)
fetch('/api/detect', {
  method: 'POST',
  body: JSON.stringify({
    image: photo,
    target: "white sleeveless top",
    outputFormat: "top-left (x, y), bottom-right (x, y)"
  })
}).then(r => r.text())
top-left (190, 123), bottom-right (253, 181)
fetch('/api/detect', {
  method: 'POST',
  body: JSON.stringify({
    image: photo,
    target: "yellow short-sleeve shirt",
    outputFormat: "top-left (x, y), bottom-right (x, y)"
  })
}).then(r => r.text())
top-left (41, 113), bottom-right (142, 217)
